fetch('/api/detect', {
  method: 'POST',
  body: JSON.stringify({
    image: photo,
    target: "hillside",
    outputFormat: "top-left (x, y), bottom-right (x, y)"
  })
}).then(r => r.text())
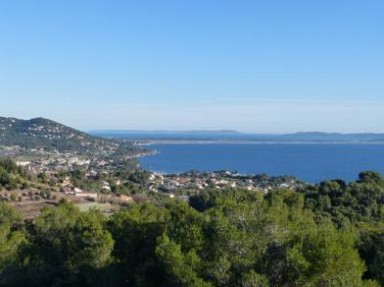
top-left (0, 117), bottom-right (137, 155)
top-left (2, 171), bottom-right (384, 286)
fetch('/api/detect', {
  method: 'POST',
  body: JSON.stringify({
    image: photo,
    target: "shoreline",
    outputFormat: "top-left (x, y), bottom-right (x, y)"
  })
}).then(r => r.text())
top-left (136, 140), bottom-right (384, 145)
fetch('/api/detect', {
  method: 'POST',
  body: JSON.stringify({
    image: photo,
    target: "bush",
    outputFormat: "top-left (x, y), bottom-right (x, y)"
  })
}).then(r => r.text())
top-left (10, 193), bottom-right (17, 201)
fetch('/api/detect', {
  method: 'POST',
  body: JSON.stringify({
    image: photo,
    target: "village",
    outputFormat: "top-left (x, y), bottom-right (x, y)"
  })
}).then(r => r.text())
top-left (148, 170), bottom-right (304, 194)
top-left (16, 153), bottom-right (305, 196)
top-left (0, 147), bottom-right (306, 219)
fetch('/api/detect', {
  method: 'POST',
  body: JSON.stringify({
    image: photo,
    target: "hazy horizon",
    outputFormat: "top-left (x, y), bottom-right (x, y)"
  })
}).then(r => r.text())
top-left (88, 128), bottom-right (384, 136)
top-left (1, 1), bottom-right (383, 133)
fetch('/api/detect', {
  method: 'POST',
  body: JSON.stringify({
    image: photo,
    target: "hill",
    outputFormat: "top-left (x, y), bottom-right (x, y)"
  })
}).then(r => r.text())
top-left (0, 117), bottom-right (137, 156)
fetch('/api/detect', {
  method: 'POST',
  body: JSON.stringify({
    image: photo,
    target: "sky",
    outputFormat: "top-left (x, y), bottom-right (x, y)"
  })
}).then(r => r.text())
top-left (1, 0), bottom-right (383, 133)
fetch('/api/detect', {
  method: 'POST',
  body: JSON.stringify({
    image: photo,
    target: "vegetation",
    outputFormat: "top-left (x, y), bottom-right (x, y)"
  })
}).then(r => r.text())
top-left (0, 116), bottom-right (143, 156)
top-left (2, 172), bottom-right (384, 286)
top-left (0, 158), bottom-right (32, 191)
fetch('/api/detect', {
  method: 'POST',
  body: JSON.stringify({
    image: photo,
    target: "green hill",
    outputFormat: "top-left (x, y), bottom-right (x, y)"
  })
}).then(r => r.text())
top-left (0, 117), bottom-right (137, 156)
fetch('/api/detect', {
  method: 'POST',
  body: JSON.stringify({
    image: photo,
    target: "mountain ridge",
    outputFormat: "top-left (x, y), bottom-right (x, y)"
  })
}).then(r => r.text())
top-left (90, 130), bottom-right (384, 143)
top-left (0, 116), bottom-right (121, 155)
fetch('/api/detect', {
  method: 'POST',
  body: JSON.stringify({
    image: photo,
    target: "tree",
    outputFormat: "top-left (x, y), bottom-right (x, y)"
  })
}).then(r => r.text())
top-left (0, 203), bottom-right (25, 273)
top-left (69, 209), bottom-right (114, 269)
top-left (166, 201), bottom-right (205, 252)
top-left (107, 203), bottom-right (170, 286)
top-left (156, 234), bottom-right (212, 287)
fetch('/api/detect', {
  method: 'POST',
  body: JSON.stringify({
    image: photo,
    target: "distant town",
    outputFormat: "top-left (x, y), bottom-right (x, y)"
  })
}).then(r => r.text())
top-left (0, 116), bottom-right (305, 218)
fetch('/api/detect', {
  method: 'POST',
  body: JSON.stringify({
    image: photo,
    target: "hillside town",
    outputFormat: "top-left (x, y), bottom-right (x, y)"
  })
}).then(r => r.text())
top-left (148, 170), bottom-right (304, 194)
top-left (0, 116), bottom-right (306, 219)
top-left (14, 155), bottom-right (304, 197)
top-left (0, 149), bottom-right (306, 219)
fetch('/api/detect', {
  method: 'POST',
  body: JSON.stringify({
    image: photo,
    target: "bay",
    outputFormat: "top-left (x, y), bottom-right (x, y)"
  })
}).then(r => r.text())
top-left (139, 144), bottom-right (384, 183)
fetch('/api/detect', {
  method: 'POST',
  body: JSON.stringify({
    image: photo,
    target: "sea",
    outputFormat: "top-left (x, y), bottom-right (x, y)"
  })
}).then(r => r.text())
top-left (139, 144), bottom-right (384, 184)
top-left (89, 131), bottom-right (384, 184)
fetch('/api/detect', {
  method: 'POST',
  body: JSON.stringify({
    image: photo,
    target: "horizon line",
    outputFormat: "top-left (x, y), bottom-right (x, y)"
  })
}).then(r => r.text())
top-left (87, 129), bottom-right (384, 135)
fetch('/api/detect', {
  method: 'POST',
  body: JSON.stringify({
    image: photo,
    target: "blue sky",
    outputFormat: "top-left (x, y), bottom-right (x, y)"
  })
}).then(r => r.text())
top-left (1, 0), bottom-right (383, 133)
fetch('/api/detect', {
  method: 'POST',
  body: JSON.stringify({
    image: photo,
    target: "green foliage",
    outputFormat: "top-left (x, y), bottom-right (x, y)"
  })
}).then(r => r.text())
top-left (165, 201), bottom-right (205, 252)
top-left (0, 203), bottom-right (26, 284)
top-left (0, 158), bottom-right (29, 190)
top-left (0, 202), bottom-right (22, 225)
top-left (107, 203), bottom-right (170, 286)
top-left (302, 172), bottom-right (384, 224)
top-left (0, 223), bottom-right (26, 273)
top-left (156, 234), bottom-right (212, 287)
top-left (0, 117), bottom-right (136, 155)
top-left (241, 270), bottom-right (269, 287)
top-left (358, 224), bottom-right (384, 286)
top-left (3, 172), bottom-right (384, 286)
top-left (110, 181), bottom-right (146, 195)
top-left (6, 201), bottom-right (115, 287)
top-left (286, 222), bottom-right (366, 286)
top-left (68, 209), bottom-right (114, 269)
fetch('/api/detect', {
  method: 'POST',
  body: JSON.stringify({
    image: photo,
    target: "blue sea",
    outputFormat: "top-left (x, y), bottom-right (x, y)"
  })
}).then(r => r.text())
top-left (139, 144), bottom-right (384, 183)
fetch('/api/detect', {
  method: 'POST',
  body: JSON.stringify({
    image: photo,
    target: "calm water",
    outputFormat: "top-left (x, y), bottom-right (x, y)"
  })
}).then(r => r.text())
top-left (139, 144), bottom-right (384, 183)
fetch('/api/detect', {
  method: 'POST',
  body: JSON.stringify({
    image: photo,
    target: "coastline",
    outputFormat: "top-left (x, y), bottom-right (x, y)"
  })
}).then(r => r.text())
top-left (137, 139), bottom-right (384, 145)
top-left (137, 143), bottom-right (384, 183)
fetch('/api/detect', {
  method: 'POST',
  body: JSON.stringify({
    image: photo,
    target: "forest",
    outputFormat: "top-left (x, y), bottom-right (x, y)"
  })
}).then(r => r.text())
top-left (2, 170), bottom-right (384, 286)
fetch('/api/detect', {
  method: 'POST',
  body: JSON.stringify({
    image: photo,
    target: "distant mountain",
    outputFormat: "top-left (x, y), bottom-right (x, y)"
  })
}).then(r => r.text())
top-left (90, 130), bottom-right (384, 143)
top-left (282, 132), bottom-right (384, 143)
top-left (0, 117), bottom-right (122, 154)
top-left (90, 129), bottom-right (241, 135)
top-left (89, 129), bottom-right (243, 140)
